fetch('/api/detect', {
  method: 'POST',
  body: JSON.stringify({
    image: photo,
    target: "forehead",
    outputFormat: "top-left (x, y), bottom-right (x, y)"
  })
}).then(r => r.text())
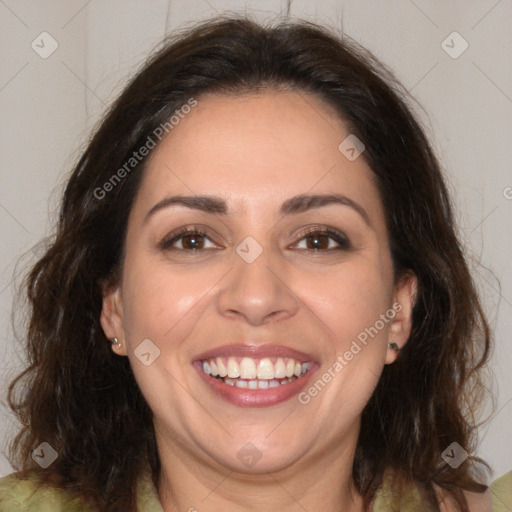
top-left (134, 90), bottom-right (381, 219)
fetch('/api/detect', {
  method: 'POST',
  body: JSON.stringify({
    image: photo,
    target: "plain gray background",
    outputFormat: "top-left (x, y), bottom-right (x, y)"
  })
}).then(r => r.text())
top-left (1, 0), bottom-right (511, 480)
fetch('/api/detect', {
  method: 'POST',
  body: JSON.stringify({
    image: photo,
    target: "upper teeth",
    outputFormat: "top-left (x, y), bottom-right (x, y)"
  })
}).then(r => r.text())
top-left (202, 357), bottom-right (311, 380)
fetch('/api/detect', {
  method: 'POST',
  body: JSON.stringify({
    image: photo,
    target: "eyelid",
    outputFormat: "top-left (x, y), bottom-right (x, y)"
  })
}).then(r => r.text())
top-left (159, 225), bottom-right (223, 250)
top-left (159, 224), bottom-right (351, 252)
top-left (289, 225), bottom-right (352, 250)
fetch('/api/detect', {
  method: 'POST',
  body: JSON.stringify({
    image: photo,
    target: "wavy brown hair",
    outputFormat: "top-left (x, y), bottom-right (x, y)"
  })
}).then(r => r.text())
top-left (6, 15), bottom-right (492, 511)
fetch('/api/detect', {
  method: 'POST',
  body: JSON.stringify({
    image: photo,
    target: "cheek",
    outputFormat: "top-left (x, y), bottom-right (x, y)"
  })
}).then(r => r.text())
top-left (121, 263), bottom-right (201, 340)
top-left (298, 261), bottom-right (392, 417)
top-left (298, 257), bottom-right (393, 343)
top-left (118, 258), bottom-right (209, 408)
top-left (119, 247), bottom-right (229, 355)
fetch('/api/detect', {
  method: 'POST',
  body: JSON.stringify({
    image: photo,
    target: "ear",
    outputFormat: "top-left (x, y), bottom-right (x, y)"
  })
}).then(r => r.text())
top-left (100, 284), bottom-right (127, 356)
top-left (385, 271), bottom-right (417, 364)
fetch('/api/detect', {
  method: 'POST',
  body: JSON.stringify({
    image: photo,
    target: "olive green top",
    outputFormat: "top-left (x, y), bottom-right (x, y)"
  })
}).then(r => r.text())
top-left (0, 468), bottom-right (510, 511)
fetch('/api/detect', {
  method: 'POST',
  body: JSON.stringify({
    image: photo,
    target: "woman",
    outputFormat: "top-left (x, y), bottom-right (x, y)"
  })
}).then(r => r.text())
top-left (1, 15), bottom-right (509, 512)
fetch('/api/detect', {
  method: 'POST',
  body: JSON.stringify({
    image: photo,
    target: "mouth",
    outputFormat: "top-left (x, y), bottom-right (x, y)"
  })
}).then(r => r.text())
top-left (201, 356), bottom-right (311, 387)
top-left (193, 345), bottom-right (317, 408)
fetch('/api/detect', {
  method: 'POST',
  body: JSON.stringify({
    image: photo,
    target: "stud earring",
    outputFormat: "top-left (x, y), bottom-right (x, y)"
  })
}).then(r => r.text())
top-left (388, 342), bottom-right (400, 352)
top-left (110, 337), bottom-right (122, 349)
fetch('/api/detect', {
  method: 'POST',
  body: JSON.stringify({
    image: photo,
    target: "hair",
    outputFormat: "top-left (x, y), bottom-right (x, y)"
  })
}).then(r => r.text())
top-left (6, 14), bottom-right (492, 512)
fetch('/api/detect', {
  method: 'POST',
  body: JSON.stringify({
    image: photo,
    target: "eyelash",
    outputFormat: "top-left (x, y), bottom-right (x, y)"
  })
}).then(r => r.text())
top-left (159, 225), bottom-right (352, 253)
top-left (294, 226), bottom-right (351, 251)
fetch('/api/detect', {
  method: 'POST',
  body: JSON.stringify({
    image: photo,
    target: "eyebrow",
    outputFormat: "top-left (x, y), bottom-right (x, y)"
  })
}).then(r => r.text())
top-left (144, 193), bottom-right (371, 226)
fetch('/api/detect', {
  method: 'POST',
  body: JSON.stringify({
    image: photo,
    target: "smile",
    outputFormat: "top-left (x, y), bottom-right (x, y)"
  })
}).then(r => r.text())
top-left (193, 344), bottom-right (317, 407)
top-left (201, 356), bottom-right (312, 388)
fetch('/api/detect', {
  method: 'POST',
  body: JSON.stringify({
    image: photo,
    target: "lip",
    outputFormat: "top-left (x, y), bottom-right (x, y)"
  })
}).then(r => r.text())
top-left (193, 343), bottom-right (318, 408)
top-left (194, 362), bottom-right (318, 407)
top-left (194, 343), bottom-right (316, 363)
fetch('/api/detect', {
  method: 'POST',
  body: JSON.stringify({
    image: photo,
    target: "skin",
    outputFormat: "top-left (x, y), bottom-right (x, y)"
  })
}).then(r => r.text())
top-left (100, 89), bottom-right (419, 511)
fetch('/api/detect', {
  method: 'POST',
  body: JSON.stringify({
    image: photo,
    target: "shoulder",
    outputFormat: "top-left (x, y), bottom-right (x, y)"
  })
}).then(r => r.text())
top-left (373, 472), bottom-right (426, 511)
top-left (434, 483), bottom-right (493, 512)
top-left (434, 471), bottom-right (512, 512)
top-left (491, 470), bottom-right (512, 512)
top-left (375, 470), bottom-right (495, 512)
top-left (0, 471), bottom-right (95, 512)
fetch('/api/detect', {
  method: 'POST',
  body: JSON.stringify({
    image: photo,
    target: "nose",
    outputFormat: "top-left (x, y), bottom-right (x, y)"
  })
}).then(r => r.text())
top-left (215, 244), bottom-right (299, 326)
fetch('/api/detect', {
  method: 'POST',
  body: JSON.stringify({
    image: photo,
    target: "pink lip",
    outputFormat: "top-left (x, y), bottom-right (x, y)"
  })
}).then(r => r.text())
top-left (192, 343), bottom-right (318, 408)
top-left (193, 361), bottom-right (318, 407)
top-left (193, 343), bottom-right (316, 363)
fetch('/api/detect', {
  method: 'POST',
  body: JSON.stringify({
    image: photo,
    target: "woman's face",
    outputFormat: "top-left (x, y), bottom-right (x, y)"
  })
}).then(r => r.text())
top-left (101, 90), bottom-right (415, 475)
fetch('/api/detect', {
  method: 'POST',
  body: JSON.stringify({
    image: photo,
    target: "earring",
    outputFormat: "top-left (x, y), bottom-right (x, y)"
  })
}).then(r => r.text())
top-left (110, 337), bottom-right (122, 349)
top-left (388, 342), bottom-right (400, 352)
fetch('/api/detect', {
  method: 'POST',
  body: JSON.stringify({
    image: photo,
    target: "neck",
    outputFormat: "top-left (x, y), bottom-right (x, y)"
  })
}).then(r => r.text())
top-left (155, 426), bottom-right (364, 512)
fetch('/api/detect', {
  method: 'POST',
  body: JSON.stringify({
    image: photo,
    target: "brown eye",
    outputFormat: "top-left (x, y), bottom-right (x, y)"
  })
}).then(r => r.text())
top-left (305, 233), bottom-right (331, 250)
top-left (160, 228), bottom-right (219, 251)
top-left (181, 233), bottom-right (205, 250)
top-left (293, 227), bottom-right (351, 251)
